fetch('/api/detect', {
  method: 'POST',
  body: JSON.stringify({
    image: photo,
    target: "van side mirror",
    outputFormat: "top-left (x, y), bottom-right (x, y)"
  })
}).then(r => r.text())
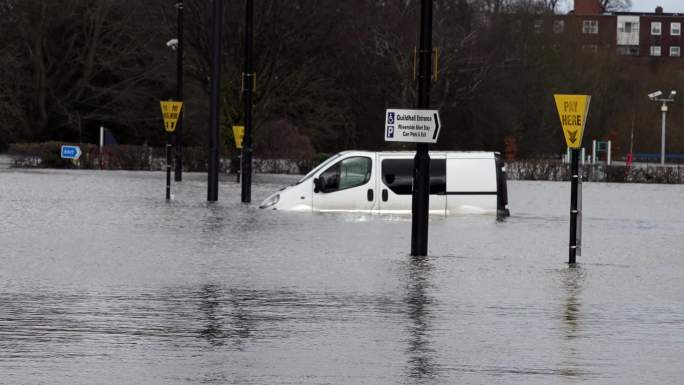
top-left (313, 178), bottom-right (322, 193)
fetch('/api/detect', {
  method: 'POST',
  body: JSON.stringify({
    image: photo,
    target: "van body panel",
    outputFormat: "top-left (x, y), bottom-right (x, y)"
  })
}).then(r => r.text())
top-left (264, 182), bottom-right (313, 211)
top-left (377, 153), bottom-right (446, 215)
top-left (260, 151), bottom-right (508, 216)
top-left (445, 155), bottom-right (498, 215)
top-left (446, 158), bottom-right (497, 193)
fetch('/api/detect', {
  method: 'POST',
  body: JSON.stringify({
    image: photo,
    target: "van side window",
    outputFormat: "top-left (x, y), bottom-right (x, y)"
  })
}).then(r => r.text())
top-left (319, 156), bottom-right (372, 193)
top-left (381, 159), bottom-right (446, 195)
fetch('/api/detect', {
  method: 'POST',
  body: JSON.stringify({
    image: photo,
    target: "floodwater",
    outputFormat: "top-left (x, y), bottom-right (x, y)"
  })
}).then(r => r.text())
top-left (1, 169), bottom-right (683, 385)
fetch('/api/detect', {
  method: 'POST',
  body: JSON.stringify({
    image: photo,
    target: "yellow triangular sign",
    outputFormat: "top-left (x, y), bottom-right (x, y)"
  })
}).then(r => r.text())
top-left (232, 125), bottom-right (245, 149)
top-left (160, 101), bottom-right (184, 133)
top-left (554, 94), bottom-right (591, 149)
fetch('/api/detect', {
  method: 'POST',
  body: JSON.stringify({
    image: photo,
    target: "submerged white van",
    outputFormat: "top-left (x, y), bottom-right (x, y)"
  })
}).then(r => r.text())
top-left (259, 151), bottom-right (510, 217)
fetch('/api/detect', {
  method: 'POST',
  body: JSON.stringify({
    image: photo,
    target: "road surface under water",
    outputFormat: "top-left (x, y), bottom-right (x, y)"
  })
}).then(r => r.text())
top-left (1, 169), bottom-right (683, 384)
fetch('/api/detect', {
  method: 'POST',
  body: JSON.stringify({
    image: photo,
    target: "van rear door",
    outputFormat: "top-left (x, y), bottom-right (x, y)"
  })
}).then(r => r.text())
top-left (445, 155), bottom-right (498, 214)
top-left (377, 153), bottom-right (447, 215)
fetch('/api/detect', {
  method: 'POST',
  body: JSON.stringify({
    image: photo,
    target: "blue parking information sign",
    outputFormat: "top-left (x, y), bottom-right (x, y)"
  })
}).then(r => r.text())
top-left (61, 145), bottom-right (82, 160)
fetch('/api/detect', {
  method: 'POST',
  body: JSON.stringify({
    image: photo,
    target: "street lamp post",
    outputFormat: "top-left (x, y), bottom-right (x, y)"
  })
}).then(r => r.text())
top-left (648, 90), bottom-right (676, 165)
top-left (411, 0), bottom-right (433, 257)
top-left (241, 0), bottom-right (253, 203)
top-left (207, 0), bottom-right (223, 202)
top-left (175, 0), bottom-right (184, 182)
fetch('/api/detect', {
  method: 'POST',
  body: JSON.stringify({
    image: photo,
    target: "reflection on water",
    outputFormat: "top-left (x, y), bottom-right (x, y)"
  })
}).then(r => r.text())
top-left (561, 266), bottom-right (585, 341)
top-left (559, 265), bottom-right (587, 379)
top-left (404, 256), bottom-right (436, 383)
top-left (198, 285), bottom-right (227, 346)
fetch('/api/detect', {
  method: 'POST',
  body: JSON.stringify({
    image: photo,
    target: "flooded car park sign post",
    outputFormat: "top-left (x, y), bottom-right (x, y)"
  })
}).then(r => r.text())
top-left (233, 125), bottom-right (245, 183)
top-left (386, 0), bottom-right (438, 257)
top-left (241, 0), bottom-right (255, 204)
top-left (554, 94), bottom-right (590, 264)
top-left (160, 100), bottom-right (184, 201)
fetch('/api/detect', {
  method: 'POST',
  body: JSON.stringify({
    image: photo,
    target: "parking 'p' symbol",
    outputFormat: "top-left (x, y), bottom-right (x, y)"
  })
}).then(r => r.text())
top-left (387, 126), bottom-right (394, 138)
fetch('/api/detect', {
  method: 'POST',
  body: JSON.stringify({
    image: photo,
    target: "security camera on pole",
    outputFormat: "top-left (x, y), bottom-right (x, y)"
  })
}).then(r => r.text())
top-left (554, 94), bottom-right (591, 265)
top-left (648, 90), bottom-right (676, 165)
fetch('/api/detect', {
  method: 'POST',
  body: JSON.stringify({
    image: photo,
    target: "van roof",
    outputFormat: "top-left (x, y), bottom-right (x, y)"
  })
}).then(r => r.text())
top-left (337, 150), bottom-right (498, 159)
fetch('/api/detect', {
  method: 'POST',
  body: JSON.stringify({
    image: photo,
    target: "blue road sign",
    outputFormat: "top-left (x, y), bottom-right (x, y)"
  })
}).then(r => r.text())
top-left (61, 145), bottom-right (82, 160)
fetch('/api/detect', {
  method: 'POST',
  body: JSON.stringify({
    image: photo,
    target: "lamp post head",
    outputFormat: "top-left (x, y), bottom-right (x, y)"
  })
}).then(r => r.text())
top-left (669, 90), bottom-right (677, 99)
top-left (648, 91), bottom-right (663, 100)
top-left (166, 38), bottom-right (179, 50)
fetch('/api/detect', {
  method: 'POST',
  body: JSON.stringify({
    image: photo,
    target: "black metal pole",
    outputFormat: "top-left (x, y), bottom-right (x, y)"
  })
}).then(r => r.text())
top-left (166, 139), bottom-right (172, 200)
top-left (241, 0), bottom-right (253, 203)
top-left (174, 0), bottom-right (184, 182)
top-left (569, 148), bottom-right (579, 264)
top-left (410, 0), bottom-right (433, 257)
top-left (207, 0), bottom-right (223, 202)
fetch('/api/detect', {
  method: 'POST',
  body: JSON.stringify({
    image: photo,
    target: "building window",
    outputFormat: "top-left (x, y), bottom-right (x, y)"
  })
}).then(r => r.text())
top-left (583, 20), bottom-right (598, 34)
top-left (670, 46), bottom-right (680, 57)
top-left (623, 21), bottom-right (638, 33)
top-left (672, 22), bottom-right (681, 36)
top-left (617, 46), bottom-right (640, 56)
top-left (651, 22), bottom-right (662, 35)
top-left (534, 19), bottom-right (543, 33)
top-left (651, 46), bottom-right (662, 56)
top-left (582, 44), bottom-right (598, 53)
top-left (553, 20), bottom-right (565, 34)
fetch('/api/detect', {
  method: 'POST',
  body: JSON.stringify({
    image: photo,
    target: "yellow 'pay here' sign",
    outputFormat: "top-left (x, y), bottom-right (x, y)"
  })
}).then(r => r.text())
top-left (232, 125), bottom-right (245, 149)
top-left (554, 94), bottom-right (590, 149)
top-left (160, 101), bottom-right (184, 133)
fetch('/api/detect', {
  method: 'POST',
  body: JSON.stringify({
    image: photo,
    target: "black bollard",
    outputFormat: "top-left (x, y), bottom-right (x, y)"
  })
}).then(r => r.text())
top-left (166, 141), bottom-right (172, 200)
top-left (569, 148), bottom-right (580, 264)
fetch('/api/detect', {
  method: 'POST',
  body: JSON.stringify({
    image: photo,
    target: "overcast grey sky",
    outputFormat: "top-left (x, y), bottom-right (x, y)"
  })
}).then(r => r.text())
top-left (560, 1), bottom-right (684, 13)
top-left (630, 0), bottom-right (684, 13)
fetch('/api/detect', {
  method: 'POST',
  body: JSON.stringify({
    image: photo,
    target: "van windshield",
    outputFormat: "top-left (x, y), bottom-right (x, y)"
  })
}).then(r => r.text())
top-left (295, 153), bottom-right (343, 185)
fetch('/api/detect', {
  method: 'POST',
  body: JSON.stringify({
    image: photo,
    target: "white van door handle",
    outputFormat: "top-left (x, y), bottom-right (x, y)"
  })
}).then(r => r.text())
top-left (367, 189), bottom-right (374, 202)
top-left (382, 189), bottom-right (388, 202)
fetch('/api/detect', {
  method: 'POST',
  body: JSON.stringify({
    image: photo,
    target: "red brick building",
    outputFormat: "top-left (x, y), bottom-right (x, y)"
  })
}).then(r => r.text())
top-left (535, 0), bottom-right (684, 58)
top-left (638, 8), bottom-right (684, 58)
top-left (574, 0), bottom-right (601, 15)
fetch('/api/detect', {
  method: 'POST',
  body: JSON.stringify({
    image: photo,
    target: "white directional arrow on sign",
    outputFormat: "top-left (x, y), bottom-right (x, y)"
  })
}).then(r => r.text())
top-left (60, 145), bottom-right (82, 160)
top-left (384, 108), bottom-right (441, 144)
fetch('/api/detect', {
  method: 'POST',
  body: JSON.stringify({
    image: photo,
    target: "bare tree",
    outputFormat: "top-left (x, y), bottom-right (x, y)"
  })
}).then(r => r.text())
top-left (0, 0), bottom-right (30, 148)
top-left (538, 0), bottom-right (565, 12)
top-left (182, 0), bottom-right (355, 155)
top-left (6, 0), bottom-right (168, 144)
